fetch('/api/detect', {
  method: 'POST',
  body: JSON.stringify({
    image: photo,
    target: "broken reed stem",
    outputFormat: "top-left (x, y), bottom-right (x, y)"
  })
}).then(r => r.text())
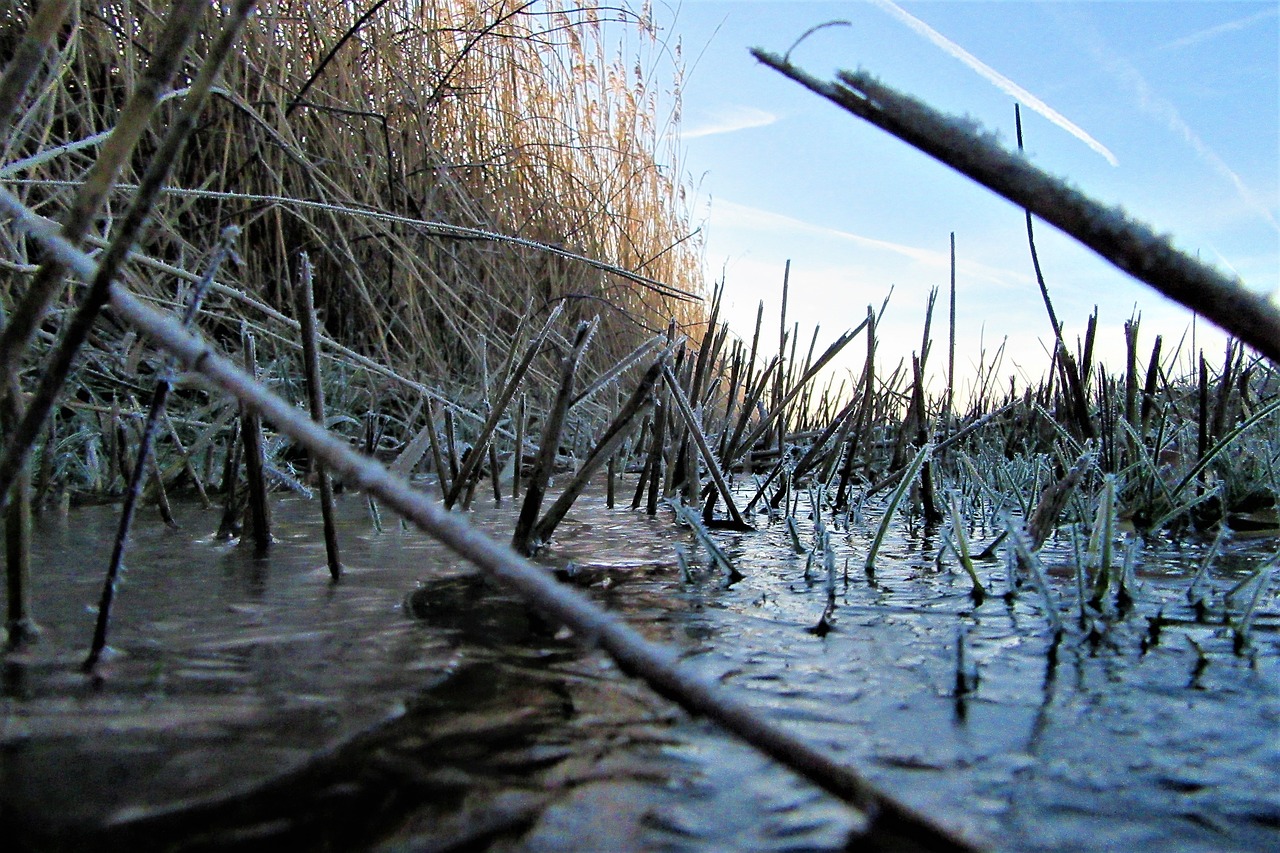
top-left (424, 395), bottom-right (450, 497)
top-left (0, 304), bottom-right (37, 646)
top-left (216, 418), bottom-right (243, 540)
top-left (911, 354), bottom-right (942, 524)
top-left (513, 319), bottom-right (595, 556)
top-left (837, 307), bottom-right (876, 508)
top-left (3, 456), bottom-right (36, 647)
top-left (296, 253), bottom-right (341, 581)
top-left (752, 50), bottom-right (1280, 366)
top-left (607, 449), bottom-right (617, 508)
top-left (150, 453), bottom-right (177, 528)
top-left (660, 363), bottom-right (750, 530)
top-left (774, 261), bottom-right (791, 451)
top-left (445, 304), bottom-right (563, 508)
top-left (512, 393), bottom-right (525, 500)
top-left (444, 408), bottom-right (460, 489)
top-left (85, 231), bottom-right (226, 668)
top-left (530, 355), bottom-right (667, 546)
top-left (240, 329), bottom-right (271, 556)
top-left (645, 397), bottom-right (668, 516)
top-left (488, 443), bottom-right (502, 504)
top-left (945, 232), bottom-right (956, 424)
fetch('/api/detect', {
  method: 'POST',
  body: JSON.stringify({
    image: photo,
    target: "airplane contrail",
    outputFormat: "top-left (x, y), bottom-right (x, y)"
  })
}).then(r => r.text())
top-left (868, 0), bottom-right (1119, 167)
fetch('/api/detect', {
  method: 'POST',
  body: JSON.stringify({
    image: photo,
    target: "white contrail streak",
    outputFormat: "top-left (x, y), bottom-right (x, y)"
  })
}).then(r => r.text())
top-left (868, 0), bottom-right (1119, 167)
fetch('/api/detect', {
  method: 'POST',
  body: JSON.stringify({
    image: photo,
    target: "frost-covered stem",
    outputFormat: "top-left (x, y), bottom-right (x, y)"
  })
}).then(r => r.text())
top-left (445, 304), bottom-right (563, 508)
top-left (753, 50), bottom-right (1280, 365)
top-left (513, 319), bottom-right (595, 555)
top-left (531, 355), bottom-right (666, 545)
top-left (865, 442), bottom-right (931, 575)
top-left (569, 334), bottom-right (664, 409)
top-left (1005, 520), bottom-right (1063, 635)
top-left (661, 363), bottom-right (749, 530)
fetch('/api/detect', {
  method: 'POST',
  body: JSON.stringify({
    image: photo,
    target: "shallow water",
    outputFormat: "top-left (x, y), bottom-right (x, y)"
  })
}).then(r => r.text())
top-left (2, 482), bottom-right (1278, 851)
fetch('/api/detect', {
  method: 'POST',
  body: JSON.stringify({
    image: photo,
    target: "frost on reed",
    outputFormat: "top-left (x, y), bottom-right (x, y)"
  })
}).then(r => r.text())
top-left (1, 0), bottom-right (704, 436)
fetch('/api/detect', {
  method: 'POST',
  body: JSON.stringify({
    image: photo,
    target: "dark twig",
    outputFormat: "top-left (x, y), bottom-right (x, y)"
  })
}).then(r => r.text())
top-left (296, 254), bottom-right (341, 581)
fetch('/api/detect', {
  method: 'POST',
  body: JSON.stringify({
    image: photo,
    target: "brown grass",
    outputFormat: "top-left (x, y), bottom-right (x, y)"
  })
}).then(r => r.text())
top-left (2, 0), bottom-right (704, 406)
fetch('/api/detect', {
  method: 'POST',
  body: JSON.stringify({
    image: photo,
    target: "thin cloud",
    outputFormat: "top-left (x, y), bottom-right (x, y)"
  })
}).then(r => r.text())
top-left (1155, 7), bottom-right (1278, 53)
top-left (682, 105), bottom-right (776, 139)
top-left (1075, 23), bottom-right (1280, 236)
top-left (712, 200), bottom-right (1025, 287)
top-left (868, 0), bottom-right (1120, 167)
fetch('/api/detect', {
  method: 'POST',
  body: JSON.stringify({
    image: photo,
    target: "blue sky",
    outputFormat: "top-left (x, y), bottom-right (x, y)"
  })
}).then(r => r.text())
top-left (661, 0), bottom-right (1279, 399)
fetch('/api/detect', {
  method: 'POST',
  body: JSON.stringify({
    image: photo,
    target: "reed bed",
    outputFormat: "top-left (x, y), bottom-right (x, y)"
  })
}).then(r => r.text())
top-left (3, 6), bottom-right (1280, 850)
top-left (1, 0), bottom-right (704, 500)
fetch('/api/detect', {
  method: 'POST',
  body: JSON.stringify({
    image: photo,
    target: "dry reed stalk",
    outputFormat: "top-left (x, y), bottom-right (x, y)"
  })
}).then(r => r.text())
top-left (513, 319), bottom-right (595, 556)
top-left (240, 328), bottom-right (271, 556)
top-left (296, 253), bottom-right (341, 581)
top-left (754, 51), bottom-right (1280, 366)
top-left (444, 303), bottom-right (563, 508)
top-left (531, 354), bottom-right (666, 545)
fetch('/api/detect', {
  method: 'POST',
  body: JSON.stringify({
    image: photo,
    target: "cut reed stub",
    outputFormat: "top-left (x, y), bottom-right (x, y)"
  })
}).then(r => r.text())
top-left (239, 329), bottom-right (272, 557)
top-left (296, 253), bottom-right (341, 581)
top-left (513, 319), bottom-right (595, 556)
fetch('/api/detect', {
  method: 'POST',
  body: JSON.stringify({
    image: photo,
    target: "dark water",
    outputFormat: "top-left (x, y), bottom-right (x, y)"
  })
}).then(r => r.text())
top-left (2, 483), bottom-right (1278, 851)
